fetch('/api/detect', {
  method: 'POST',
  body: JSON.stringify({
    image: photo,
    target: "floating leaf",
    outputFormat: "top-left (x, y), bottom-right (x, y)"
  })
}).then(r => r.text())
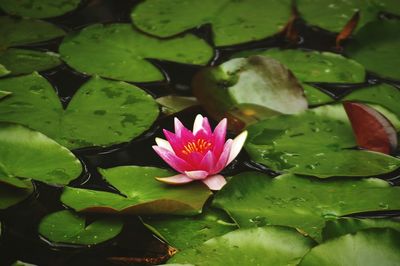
top-left (0, 73), bottom-right (159, 149)
top-left (213, 172), bottom-right (400, 241)
top-left (232, 48), bottom-right (365, 83)
top-left (0, 90), bottom-right (11, 100)
top-left (156, 96), bottom-right (199, 115)
top-left (131, 0), bottom-right (291, 47)
top-left (61, 166), bottom-right (212, 215)
top-left (0, 0), bottom-right (81, 19)
top-left (60, 23), bottom-right (213, 82)
top-left (346, 19), bottom-right (400, 81)
top-left (0, 49), bottom-right (61, 76)
top-left (39, 210), bottom-right (123, 245)
top-left (193, 56), bottom-right (307, 126)
top-left (0, 181), bottom-right (33, 210)
top-left (168, 226), bottom-right (316, 265)
top-left (322, 218), bottom-right (400, 241)
top-left (0, 123), bottom-right (81, 187)
top-left (343, 102), bottom-right (398, 154)
top-left (142, 208), bottom-right (237, 250)
top-left (296, 0), bottom-right (379, 32)
top-left (0, 64), bottom-right (10, 77)
top-left (299, 228), bottom-right (400, 266)
top-left (0, 16), bottom-right (65, 48)
top-left (246, 104), bottom-right (400, 177)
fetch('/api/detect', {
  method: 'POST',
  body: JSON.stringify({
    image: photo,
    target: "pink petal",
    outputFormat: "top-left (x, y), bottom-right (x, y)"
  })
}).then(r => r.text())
top-left (201, 117), bottom-right (212, 135)
top-left (199, 150), bottom-right (215, 172)
top-left (184, 170), bottom-right (209, 180)
top-left (212, 118), bottom-right (227, 156)
top-left (174, 117), bottom-right (194, 140)
top-left (156, 174), bottom-right (193, 184)
top-left (202, 175), bottom-right (227, 190)
top-left (183, 151), bottom-right (204, 168)
top-left (152, 146), bottom-right (191, 173)
top-left (212, 139), bottom-right (233, 174)
top-left (193, 114), bottom-right (204, 134)
top-left (227, 130), bottom-right (248, 165)
top-left (155, 137), bottom-right (173, 152)
top-left (163, 129), bottom-right (185, 155)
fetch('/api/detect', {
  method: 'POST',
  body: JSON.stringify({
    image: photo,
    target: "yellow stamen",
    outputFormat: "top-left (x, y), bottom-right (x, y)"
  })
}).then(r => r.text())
top-left (182, 139), bottom-right (212, 155)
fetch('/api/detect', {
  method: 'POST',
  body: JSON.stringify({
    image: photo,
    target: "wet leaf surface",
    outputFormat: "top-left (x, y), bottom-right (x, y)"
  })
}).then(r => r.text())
top-left (142, 208), bottom-right (237, 250)
top-left (61, 166), bottom-right (212, 215)
top-left (168, 226), bottom-right (316, 265)
top-left (213, 172), bottom-right (400, 241)
top-left (0, 49), bottom-right (61, 76)
top-left (0, 0), bottom-right (81, 19)
top-left (322, 218), bottom-right (400, 241)
top-left (39, 210), bottom-right (123, 245)
top-left (60, 23), bottom-right (213, 82)
top-left (0, 73), bottom-right (159, 149)
top-left (0, 123), bottom-right (81, 187)
top-left (156, 96), bottom-right (199, 115)
top-left (246, 104), bottom-right (400, 177)
top-left (346, 19), bottom-right (400, 81)
top-left (131, 0), bottom-right (291, 47)
top-left (299, 228), bottom-right (400, 266)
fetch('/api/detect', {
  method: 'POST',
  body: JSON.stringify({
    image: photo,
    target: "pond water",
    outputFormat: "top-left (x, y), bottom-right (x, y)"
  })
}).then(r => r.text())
top-left (0, 0), bottom-right (399, 265)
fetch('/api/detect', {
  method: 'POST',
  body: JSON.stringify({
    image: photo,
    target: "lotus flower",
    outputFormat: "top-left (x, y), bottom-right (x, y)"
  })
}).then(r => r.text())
top-left (152, 114), bottom-right (247, 190)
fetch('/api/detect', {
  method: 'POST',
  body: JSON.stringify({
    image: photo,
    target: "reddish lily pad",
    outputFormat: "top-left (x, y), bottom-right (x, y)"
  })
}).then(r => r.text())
top-left (343, 102), bottom-right (398, 154)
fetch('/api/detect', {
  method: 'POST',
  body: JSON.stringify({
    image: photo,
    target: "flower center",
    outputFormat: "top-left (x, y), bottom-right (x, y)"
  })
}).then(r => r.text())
top-left (182, 139), bottom-right (212, 155)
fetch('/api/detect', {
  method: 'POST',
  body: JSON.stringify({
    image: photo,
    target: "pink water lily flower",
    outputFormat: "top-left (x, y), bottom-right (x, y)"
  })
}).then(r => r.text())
top-left (152, 114), bottom-right (247, 190)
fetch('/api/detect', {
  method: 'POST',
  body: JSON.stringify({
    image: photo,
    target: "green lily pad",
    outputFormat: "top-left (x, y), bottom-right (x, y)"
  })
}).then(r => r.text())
top-left (168, 226), bottom-right (316, 265)
top-left (343, 83), bottom-right (400, 119)
top-left (0, 16), bottom-right (65, 48)
top-left (346, 19), bottom-right (400, 81)
top-left (156, 96), bottom-right (198, 115)
top-left (0, 64), bottom-right (10, 77)
top-left (131, 0), bottom-right (291, 47)
top-left (322, 218), bottom-right (400, 241)
top-left (142, 208), bottom-right (237, 250)
top-left (59, 23), bottom-right (213, 82)
top-left (296, 0), bottom-right (379, 33)
top-left (0, 123), bottom-right (81, 187)
top-left (213, 172), bottom-right (400, 241)
top-left (302, 84), bottom-right (334, 106)
top-left (233, 48), bottom-right (366, 83)
top-left (0, 90), bottom-right (11, 100)
top-left (61, 166), bottom-right (212, 216)
top-left (0, 73), bottom-right (159, 149)
top-left (0, 181), bottom-right (33, 210)
top-left (0, 49), bottom-right (61, 76)
top-left (0, 0), bottom-right (81, 19)
top-left (299, 228), bottom-right (400, 266)
top-left (246, 104), bottom-right (400, 177)
top-left (39, 210), bottom-right (123, 245)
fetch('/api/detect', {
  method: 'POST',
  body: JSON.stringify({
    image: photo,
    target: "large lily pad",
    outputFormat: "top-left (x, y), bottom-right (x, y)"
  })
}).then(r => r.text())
top-left (142, 208), bottom-right (237, 250)
top-left (233, 48), bottom-right (365, 83)
top-left (0, 16), bottom-right (65, 48)
top-left (0, 123), bottom-right (81, 188)
top-left (59, 23), bottom-right (213, 82)
top-left (61, 166), bottom-right (212, 215)
top-left (0, 91), bottom-right (11, 100)
top-left (0, 181), bottom-right (33, 210)
top-left (0, 73), bottom-right (159, 149)
top-left (0, 0), bottom-right (81, 19)
top-left (0, 49), bottom-right (61, 76)
top-left (246, 104), bottom-right (400, 177)
top-left (299, 228), bottom-right (400, 266)
top-left (296, 0), bottom-right (380, 33)
top-left (346, 19), bottom-right (400, 81)
top-left (168, 226), bottom-right (316, 265)
top-left (213, 172), bottom-right (400, 241)
top-left (131, 0), bottom-right (291, 47)
top-left (322, 218), bottom-right (400, 241)
top-left (39, 210), bottom-right (123, 245)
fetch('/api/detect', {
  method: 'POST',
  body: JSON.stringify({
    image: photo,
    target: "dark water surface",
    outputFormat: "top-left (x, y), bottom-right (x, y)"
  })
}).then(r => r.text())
top-left (0, 1), bottom-right (399, 265)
